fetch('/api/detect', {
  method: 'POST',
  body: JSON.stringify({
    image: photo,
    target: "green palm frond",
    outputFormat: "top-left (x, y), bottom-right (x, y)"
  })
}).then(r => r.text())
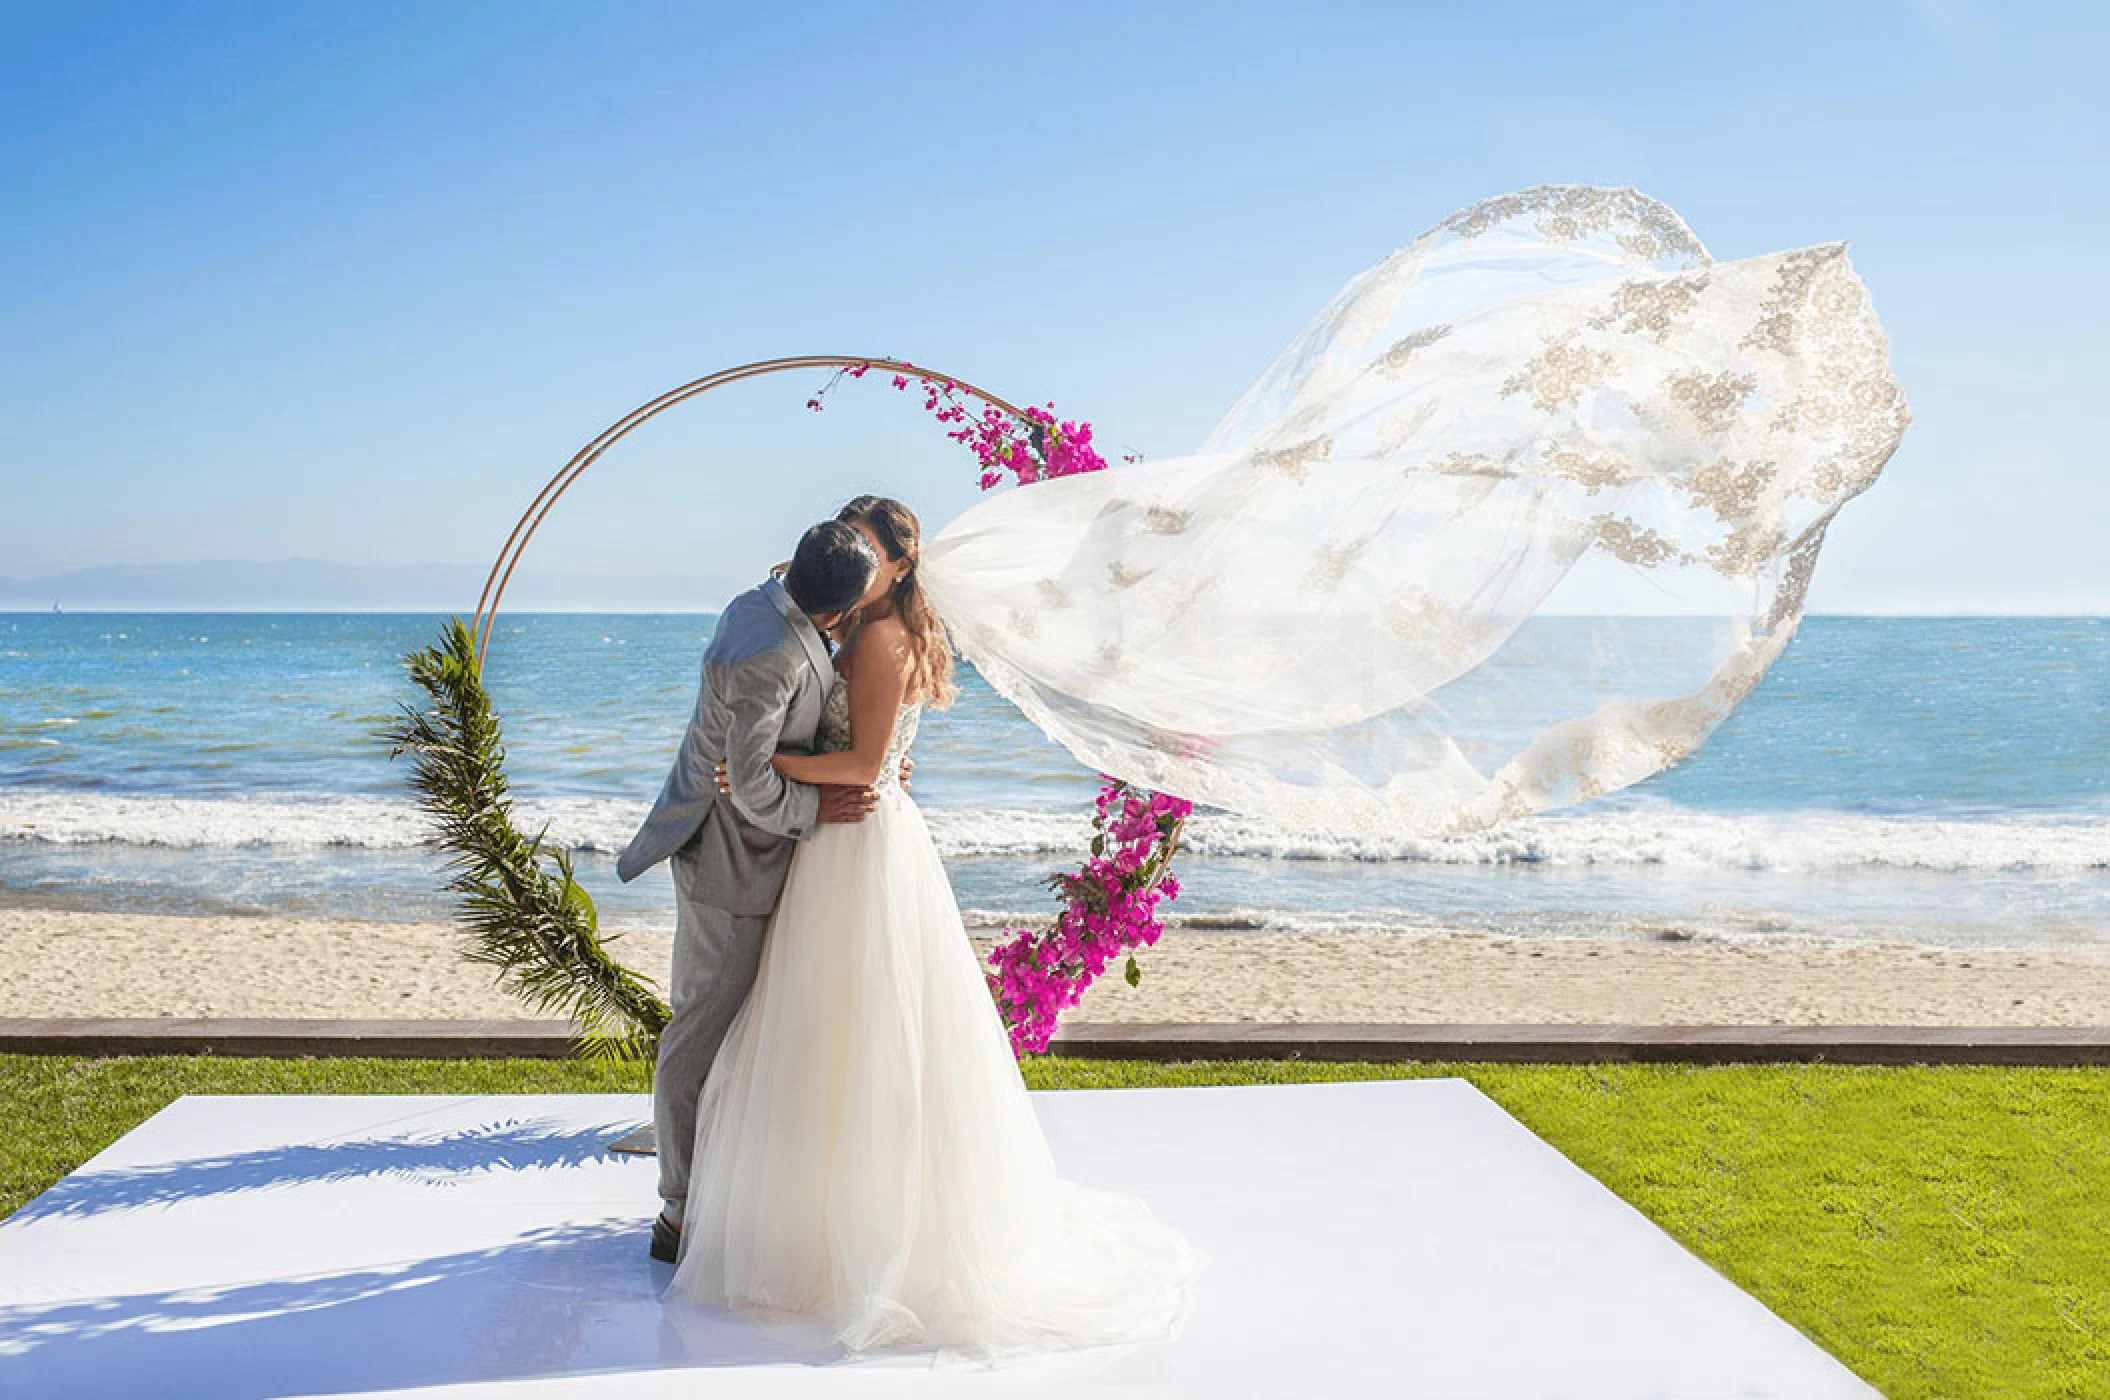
top-left (377, 617), bottom-right (670, 1062)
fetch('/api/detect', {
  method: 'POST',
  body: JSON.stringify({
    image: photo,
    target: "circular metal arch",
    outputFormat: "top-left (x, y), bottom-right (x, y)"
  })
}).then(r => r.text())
top-left (469, 355), bottom-right (1032, 670)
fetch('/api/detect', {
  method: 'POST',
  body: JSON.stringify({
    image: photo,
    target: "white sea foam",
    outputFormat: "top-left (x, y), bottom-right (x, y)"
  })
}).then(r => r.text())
top-left (954, 905), bottom-right (1447, 937)
top-left (2, 790), bottom-right (2104, 872)
top-left (937, 805), bottom-right (2110, 873)
top-left (1180, 807), bottom-right (2110, 872)
top-left (0, 791), bottom-right (631, 852)
top-left (951, 904), bottom-right (1859, 946)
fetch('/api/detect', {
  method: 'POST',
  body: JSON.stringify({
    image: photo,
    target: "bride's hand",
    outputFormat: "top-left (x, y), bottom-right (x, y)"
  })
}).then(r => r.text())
top-left (899, 754), bottom-right (913, 790)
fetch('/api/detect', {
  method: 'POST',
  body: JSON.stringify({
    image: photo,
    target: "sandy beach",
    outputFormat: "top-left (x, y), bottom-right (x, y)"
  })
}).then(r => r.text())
top-left (4, 905), bottom-right (2107, 1027)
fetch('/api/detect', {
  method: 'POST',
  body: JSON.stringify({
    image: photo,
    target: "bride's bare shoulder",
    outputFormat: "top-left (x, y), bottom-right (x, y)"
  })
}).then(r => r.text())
top-left (841, 614), bottom-right (913, 682)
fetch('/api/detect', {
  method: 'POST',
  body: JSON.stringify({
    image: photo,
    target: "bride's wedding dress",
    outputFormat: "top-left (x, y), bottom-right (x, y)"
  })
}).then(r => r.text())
top-left (661, 675), bottom-right (1205, 1362)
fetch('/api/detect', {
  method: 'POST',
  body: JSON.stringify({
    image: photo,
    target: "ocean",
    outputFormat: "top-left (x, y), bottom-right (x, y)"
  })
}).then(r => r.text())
top-left (2, 612), bottom-right (2105, 950)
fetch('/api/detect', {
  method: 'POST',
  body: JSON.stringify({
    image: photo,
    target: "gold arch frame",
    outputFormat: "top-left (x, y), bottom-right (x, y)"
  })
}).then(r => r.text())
top-left (469, 355), bottom-right (1031, 669)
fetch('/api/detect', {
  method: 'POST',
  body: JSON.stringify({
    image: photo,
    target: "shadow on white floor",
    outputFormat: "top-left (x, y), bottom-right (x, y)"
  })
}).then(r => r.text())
top-left (0, 1080), bottom-right (1880, 1398)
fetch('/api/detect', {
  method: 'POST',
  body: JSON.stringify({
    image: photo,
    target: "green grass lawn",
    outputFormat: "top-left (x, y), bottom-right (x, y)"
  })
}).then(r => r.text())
top-left (4, 1053), bottom-right (2105, 1398)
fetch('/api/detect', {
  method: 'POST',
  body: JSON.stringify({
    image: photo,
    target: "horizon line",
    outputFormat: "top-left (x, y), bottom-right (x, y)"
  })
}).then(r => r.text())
top-left (5, 608), bottom-right (2106, 621)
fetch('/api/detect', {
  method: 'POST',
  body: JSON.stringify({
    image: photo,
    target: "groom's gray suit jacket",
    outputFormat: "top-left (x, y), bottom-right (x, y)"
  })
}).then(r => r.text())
top-left (615, 575), bottom-right (830, 913)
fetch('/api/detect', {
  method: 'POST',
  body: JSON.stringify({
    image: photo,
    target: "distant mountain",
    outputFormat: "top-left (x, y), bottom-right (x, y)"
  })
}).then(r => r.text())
top-left (0, 558), bottom-right (747, 612)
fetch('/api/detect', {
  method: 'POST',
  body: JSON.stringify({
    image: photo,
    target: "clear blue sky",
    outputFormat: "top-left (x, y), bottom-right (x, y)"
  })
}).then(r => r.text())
top-left (3, 0), bottom-right (2104, 611)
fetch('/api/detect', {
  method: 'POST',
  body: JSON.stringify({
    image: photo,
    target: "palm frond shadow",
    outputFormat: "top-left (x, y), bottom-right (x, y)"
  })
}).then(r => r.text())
top-left (13, 1118), bottom-right (639, 1221)
top-left (0, 1219), bottom-right (838, 1395)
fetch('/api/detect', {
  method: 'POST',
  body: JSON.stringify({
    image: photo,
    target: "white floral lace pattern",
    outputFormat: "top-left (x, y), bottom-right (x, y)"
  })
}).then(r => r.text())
top-left (921, 186), bottom-right (1910, 838)
top-left (816, 674), bottom-right (920, 797)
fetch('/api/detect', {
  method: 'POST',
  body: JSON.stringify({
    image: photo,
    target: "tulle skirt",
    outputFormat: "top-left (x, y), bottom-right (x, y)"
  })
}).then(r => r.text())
top-left (660, 785), bottom-right (1206, 1364)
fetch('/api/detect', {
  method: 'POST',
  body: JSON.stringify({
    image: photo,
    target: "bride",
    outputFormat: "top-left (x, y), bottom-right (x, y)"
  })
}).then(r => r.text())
top-left (661, 495), bottom-right (1206, 1362)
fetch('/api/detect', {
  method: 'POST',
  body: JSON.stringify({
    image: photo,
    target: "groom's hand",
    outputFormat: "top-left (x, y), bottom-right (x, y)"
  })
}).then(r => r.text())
top-left (817, 784), bottom-right (880, 824)
top-left (899, 755), bottom-right (914, 790)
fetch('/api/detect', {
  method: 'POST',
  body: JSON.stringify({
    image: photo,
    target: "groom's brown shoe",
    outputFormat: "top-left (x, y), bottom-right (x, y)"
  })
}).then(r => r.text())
top-left (649, 1209), bottom-right (681, 1264)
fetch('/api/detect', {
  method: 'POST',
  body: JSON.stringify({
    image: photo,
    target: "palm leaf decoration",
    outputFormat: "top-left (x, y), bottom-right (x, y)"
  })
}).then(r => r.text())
top-left (378, 616), bottom-right (670, 1062)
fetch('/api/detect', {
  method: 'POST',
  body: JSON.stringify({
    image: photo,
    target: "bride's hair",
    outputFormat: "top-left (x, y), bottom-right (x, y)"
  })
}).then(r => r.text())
top-left (836, 494), bottom-right (957, 710)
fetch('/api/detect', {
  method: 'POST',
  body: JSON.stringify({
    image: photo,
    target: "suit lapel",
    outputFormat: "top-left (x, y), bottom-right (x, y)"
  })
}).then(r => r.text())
top-left (763, 576), bottom-right (833, 693)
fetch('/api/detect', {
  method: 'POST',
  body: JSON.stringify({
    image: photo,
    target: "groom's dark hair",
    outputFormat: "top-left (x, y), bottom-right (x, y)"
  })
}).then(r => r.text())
top-left (782, 519), bottom-right (877, 617)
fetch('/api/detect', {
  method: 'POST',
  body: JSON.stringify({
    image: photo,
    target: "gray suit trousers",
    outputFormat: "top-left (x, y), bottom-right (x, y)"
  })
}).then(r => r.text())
top-left (654, 833), bottom-right (770, 1222)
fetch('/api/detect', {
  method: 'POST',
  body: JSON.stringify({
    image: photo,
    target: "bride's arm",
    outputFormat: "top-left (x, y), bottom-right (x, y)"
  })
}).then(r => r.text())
top-left (770, 622), bottom-right (911, 789)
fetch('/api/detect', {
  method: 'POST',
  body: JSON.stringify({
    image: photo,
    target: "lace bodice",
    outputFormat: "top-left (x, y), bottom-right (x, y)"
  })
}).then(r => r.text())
top-left (817, 673), bottom-right (921, 796)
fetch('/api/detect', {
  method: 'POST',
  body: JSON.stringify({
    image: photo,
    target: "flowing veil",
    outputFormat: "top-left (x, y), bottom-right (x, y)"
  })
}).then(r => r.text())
top-left (921, 186), bottom-right (1910, 836)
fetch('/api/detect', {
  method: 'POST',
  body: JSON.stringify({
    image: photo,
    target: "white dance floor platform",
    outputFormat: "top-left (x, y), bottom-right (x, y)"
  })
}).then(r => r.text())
top-left (0, 1080), bottom-right (1877, 1399)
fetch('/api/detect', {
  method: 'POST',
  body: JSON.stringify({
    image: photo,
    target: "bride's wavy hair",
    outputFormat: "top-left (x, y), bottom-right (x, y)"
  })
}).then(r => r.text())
top-left (836, 494), bottom-right (957, 710)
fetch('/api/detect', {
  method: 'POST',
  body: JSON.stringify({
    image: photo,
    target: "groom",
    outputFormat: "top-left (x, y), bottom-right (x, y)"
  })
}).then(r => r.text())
top-left (616, 518), bottom-right (882, 1264)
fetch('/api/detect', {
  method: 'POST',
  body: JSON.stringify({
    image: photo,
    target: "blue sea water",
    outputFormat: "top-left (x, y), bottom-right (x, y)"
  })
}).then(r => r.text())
top-left (1, 612), bottom-right (2105, 948)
